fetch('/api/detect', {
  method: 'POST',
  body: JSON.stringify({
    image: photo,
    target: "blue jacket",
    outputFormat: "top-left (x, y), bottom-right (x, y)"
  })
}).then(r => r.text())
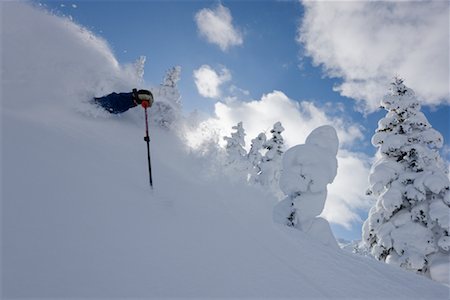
top-left (94, 92), bottom-right (137, 114)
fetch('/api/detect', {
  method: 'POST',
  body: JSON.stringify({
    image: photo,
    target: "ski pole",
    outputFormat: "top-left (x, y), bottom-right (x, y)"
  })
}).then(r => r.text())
top-left (133, 89), bottom-right (154, 189)
top-left (143, 105), bottom-right (153, 189)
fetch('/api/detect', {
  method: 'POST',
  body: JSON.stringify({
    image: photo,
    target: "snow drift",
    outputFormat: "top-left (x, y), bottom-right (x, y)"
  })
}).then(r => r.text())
top-left (1, 2), bottom-right (448, 298)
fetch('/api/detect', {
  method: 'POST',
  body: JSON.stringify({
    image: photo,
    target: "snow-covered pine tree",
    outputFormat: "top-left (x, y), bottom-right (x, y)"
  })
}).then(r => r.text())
top-left (150, 66), bottom-right (182, 128)
top-left (223, 122), bottom-right (248, 173)
top-left (162, 66), bottom-right (182, 90)
top-left (257, 122), bottom-right (285, 193)
top-left (247, 132), bottom-right (266, 183)
top-left (133, 56), bottom-right (146, 81)
top-left (362, 77), bottom-right (450, 284)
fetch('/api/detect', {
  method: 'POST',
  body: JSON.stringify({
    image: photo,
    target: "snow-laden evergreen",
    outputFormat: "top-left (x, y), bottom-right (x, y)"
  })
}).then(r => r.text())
top-left (247, 133), bottom-right (267, 183)
top-left (256, 122), bottom-right (285, 194)
top-left (274, 125), bottom-right (339, 248)
top-left (163, 66), bottom-right (182, 89)
top-left (150, 66), bottom-right (182, 129)
top-left (222, 122), bottom-right (285, 193)
top-left (362, 78), bottom-right (450, 284)
top-left (133, 56), bottom-right (146, 81)
top-left (339, 239), bottom-right (374, 258)
top-left (223, 122), bottom-right (248, 175)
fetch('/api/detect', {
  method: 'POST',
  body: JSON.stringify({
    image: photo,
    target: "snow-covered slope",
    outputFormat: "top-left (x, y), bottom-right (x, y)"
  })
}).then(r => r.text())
top-left (2, 2), bottom-right (448, 298)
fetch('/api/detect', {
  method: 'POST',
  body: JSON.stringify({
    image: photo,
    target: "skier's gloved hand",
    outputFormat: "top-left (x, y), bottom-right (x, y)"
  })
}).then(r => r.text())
top-left (132, 88), bottom-right (154, 107)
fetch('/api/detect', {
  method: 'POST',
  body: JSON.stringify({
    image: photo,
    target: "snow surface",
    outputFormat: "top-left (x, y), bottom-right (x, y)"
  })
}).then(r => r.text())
top-left (2, 2), bottom-right (449, 298)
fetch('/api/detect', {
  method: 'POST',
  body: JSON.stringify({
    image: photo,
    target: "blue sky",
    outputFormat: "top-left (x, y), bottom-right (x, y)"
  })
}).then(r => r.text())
top-left (35, 0), bottom-right (449, 240)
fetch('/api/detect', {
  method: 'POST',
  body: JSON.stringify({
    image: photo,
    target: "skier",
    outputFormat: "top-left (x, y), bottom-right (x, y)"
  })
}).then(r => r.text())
top-left (95, 88), bottom-right (155, 187)
top-left (94, 89), bottom-right (153, 113)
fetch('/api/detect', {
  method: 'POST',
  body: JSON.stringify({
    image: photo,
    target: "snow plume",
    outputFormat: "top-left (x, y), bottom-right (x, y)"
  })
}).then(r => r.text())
top-left (195, 4), bottom-right (243, 51)
top-left (193, 65), bottom-right (231, 99)
top-left (298, 1), bottom-right (450, 112)
top-left (184, 91), bottom-right (370, 228)
top-left (2, 2), bottom-right (144, 113)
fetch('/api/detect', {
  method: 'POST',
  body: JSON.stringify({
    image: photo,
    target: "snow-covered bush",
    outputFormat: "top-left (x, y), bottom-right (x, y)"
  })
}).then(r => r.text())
top-left (274, 125), bottom-right (339, 248)
top-left (362, 78), bottom-right (450, 284)
top-left (150, 66), bottom-right (182, 129)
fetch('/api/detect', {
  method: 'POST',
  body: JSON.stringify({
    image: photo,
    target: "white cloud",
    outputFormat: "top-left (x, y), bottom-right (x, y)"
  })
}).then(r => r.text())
top-left (323, 151), bottom-right (374, 229)
top-left (212, 91), bottom-right (363, 149)
top-left (195, 4), bottom-right (243, 51)
top-left (185, 91), bottom-right (370, 228)
top-left (193, 65), bottom-right (231, 99)
top-left (299, 1), bottom-right (450, 112)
